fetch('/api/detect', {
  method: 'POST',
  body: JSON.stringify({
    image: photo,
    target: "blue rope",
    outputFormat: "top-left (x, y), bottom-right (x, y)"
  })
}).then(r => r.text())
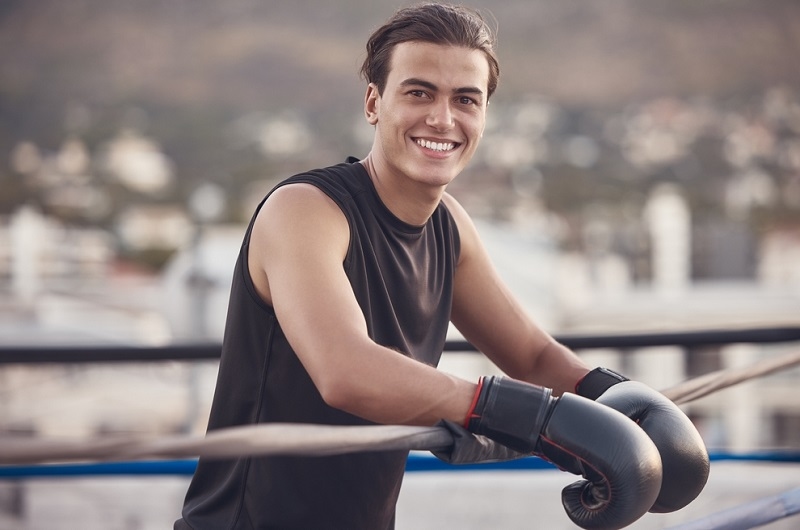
top-left (0, 459), bottom-right (198, 478)
top-left (0, 451), bottom-right (797, 479)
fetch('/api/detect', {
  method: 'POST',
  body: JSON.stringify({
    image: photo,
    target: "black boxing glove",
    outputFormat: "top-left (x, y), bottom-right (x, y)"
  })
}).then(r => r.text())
top-left (466, 376), bottom-right (662, 530)
top-left (576, 367), bottom-right (710, 513)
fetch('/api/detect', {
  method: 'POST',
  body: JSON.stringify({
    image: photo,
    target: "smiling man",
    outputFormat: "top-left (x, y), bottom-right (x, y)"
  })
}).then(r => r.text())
top-left (175, 4), bottom-right (707, 530)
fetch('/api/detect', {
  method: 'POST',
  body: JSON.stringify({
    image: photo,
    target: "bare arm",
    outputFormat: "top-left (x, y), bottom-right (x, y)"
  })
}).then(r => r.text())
top-left (248, 183), bottom-right (476, 426)
top-left (443, 193), bottom-right (590, 395)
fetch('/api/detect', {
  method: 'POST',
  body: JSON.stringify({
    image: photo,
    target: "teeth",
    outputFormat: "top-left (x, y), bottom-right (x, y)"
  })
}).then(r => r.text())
top-left (417, 139), bottom-right (455, 152)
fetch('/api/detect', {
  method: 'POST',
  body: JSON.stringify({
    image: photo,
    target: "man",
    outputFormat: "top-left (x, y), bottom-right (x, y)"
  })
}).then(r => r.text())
top-left (176, 4), bottom-right (707, 529)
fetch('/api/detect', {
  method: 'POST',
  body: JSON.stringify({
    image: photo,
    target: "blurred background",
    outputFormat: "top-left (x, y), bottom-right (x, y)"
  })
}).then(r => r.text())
top-left (0, 0), bottom-right (799, 528)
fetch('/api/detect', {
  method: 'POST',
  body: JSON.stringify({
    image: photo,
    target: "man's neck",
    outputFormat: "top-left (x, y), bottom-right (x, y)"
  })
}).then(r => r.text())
top-left (360, 154), bottom-right (444, 226)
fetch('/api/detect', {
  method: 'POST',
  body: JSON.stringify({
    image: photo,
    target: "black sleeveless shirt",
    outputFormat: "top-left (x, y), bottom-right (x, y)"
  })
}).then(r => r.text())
top-left (176, 159), bottom-right (461, 529)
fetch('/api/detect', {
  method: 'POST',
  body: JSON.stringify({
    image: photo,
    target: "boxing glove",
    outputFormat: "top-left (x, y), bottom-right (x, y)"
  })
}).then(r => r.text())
top-left (576, 367), bottom-right (710, 513)
top-left (466, 376), bottom-right (662, 530)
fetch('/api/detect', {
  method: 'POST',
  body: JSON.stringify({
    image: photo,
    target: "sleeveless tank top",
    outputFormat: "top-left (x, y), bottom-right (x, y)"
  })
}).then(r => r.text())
top-left (176, 158), bottom-right (461, 529)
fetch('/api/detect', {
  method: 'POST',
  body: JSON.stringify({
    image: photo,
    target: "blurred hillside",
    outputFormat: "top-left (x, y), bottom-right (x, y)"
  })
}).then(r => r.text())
top-left (1, 0), bottom-right (799, 272)
top-left (3, 0), bottom-right (799, 112)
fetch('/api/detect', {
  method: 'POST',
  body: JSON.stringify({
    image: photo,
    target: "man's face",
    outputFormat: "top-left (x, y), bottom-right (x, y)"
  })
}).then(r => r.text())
top-left (365, 41), bottom-right (489, 190)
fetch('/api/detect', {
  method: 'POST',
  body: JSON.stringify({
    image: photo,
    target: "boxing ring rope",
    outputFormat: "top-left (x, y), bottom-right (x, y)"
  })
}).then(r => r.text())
top-left (3, 325), bottom-right (800, 364)
top-left (0, 346), bottom-right (798, 464)
top-left (661, 348), bottom-right (800, 405)
top-left (0, 424), bottom-right (453, 465)
top-left (1, 327), bottom-right (799, 529)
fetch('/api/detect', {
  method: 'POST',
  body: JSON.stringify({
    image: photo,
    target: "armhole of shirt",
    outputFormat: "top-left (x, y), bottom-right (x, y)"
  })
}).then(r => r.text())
top-left (239, 194), bottom-right (274, 312)
top-left (239, 176), bottom-right (356, 311)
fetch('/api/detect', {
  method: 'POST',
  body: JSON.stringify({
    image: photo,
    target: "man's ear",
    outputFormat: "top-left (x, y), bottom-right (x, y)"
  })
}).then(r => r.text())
top-left (364, 83), bottom-right (380, 125)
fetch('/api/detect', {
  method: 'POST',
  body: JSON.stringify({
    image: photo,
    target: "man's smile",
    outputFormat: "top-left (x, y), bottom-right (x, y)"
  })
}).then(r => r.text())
top-left (413, 138), bottom-right (459, 152)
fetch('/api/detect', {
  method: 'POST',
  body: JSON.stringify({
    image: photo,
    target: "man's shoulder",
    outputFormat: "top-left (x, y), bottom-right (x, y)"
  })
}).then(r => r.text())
top-left (263, 158), bottom-right (369, 221)
top-left (278, 158), bottom-right (367, 198)
top-left (290, 157), bottom-right (363, 181)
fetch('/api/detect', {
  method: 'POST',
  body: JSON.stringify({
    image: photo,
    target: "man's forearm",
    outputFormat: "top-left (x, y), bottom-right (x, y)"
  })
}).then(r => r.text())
top-left (525, 340), bottom-right (591, 396)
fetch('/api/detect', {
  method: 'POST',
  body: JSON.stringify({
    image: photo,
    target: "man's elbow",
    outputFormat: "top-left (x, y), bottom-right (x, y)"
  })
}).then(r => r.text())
top-left (314, 373), bottom-right (363, 413)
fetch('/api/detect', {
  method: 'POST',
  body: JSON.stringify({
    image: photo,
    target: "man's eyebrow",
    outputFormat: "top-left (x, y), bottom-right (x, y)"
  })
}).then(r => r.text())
top-left (400, 78), bottom-right (485, 98)
top-left (455, 86), bottom-right (485, 97)
top-left (400, 78), bottom-right (438, 91)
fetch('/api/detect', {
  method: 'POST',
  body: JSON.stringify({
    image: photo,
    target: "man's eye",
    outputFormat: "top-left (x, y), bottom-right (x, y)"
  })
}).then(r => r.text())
top-left (459, 96), bottom-right (476, 105)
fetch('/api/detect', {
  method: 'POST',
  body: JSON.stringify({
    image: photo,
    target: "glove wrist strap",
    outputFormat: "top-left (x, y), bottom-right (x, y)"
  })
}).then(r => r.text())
top-left (575, 367), bottom-right (629, 400)
top-left (466, 376), bottom-right (553, 453)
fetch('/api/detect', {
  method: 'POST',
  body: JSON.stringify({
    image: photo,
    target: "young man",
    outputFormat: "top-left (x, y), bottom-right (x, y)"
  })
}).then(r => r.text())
top-left (176, 4), bottom-right (707, 529)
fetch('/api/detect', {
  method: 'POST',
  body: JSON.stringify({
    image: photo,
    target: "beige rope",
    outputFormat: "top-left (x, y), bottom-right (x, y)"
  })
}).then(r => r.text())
top-left (1, 349), bottom-right (798, 465)
top-left (0, 423), bottom-right (452, 465)
top-left (661, 349), bottom-right (800, 404)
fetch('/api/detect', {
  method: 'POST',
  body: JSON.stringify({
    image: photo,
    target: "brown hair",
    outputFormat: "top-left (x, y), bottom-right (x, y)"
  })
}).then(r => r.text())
top-left (360, 3), bottom-right (500, 99)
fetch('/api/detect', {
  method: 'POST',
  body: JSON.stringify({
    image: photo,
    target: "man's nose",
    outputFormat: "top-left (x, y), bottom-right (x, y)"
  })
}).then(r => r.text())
top-left (426, 100), bottom-right (454, 131)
